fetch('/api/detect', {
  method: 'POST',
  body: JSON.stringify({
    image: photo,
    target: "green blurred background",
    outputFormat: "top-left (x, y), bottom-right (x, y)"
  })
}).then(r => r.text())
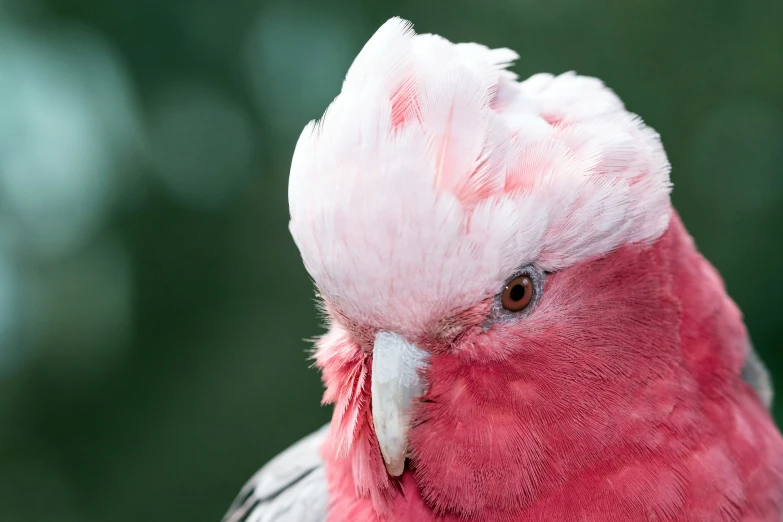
top-left (0, 0), bottom-right (781, 520)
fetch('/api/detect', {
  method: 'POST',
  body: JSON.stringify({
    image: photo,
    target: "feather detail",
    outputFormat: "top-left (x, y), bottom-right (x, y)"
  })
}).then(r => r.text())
top-left (275, 16), bottom-right (783, 522)
top-left (289, 17), bottom-right (672, 335)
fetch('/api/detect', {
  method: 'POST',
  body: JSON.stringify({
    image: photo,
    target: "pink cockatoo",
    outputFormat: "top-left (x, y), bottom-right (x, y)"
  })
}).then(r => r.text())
top-left (223, 17), bottom-right (783, 522)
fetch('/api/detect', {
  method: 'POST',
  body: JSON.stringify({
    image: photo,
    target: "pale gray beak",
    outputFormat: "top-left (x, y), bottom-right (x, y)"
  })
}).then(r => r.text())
top-left (370, 331), bottom-right (429, 476)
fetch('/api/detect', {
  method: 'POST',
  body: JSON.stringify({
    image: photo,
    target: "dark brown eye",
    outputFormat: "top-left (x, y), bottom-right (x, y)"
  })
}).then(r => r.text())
top-left (501, 275), bottom-right (534, 312)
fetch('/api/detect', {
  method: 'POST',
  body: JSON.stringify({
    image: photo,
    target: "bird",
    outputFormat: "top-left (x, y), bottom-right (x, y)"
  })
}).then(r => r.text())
top-left (223, 16), bottom-right (783, 522)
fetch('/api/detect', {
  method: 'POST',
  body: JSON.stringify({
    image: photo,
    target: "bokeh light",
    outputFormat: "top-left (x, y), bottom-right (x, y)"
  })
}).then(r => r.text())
top-left (0, 22), bottom-right (140, 259)
top-left (147, 81), bottom-right (255, 209)
top-left (244, 4), bottom-right (362, 139)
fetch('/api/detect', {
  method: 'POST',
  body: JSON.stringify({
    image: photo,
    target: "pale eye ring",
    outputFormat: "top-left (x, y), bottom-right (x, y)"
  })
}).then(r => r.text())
top-left (484, 265), bottom-right (545, 328)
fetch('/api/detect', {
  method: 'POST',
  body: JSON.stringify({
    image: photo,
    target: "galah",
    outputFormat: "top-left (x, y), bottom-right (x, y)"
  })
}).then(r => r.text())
top-left (223, 17), bottom-right (783, 522)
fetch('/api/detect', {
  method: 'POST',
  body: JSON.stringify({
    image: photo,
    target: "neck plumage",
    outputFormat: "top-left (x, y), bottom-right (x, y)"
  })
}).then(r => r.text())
top-left (317, 210), bottom-right (764, 521)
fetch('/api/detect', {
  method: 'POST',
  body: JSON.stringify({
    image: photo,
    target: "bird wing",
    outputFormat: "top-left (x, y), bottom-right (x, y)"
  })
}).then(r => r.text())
top-left (742, 342), bottom-right (774, 410)
top-left (222, 424), bottom-right (330, 522)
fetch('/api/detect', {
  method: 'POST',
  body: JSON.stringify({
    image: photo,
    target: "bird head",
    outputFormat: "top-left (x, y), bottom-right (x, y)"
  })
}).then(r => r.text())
top-left (288, 17), bottom-right (685, 518)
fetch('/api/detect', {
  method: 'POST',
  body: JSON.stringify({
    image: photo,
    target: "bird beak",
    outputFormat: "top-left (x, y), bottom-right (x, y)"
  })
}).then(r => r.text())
top-left (371, 331), bottom-right (429, 477)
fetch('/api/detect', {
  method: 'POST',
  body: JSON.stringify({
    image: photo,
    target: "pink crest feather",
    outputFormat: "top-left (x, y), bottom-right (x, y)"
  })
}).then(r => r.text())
top-left (289, 17), bottom-right (672, 336)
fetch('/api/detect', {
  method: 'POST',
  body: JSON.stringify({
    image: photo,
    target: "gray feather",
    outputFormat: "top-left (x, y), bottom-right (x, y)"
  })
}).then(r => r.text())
top-left (742, 342), bottom-right (774, 410)
top-left (222, 424), bottom-right (329, 522)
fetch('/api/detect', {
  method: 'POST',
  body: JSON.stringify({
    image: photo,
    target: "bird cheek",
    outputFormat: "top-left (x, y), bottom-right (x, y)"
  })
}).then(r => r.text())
top-left (451, 325), bottom-right (510, 361)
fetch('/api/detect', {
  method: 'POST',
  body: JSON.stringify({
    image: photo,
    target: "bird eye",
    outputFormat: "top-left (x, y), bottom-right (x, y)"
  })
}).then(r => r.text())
top-left (501, 275), bottom-right (534, 312)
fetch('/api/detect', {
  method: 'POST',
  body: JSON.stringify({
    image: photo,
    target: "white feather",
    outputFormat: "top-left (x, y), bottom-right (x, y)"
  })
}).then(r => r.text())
top-left (288, 17), bottom-right (672, 334)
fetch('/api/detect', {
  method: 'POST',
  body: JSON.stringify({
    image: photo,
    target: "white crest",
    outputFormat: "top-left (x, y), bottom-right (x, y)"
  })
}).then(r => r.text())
top-left (288, 17), bottom-right (671, 335)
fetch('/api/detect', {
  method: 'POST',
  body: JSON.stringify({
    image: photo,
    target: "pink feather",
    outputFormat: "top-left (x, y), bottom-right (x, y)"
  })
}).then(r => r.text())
top-left (286, 16), bottom-right (783, 522)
